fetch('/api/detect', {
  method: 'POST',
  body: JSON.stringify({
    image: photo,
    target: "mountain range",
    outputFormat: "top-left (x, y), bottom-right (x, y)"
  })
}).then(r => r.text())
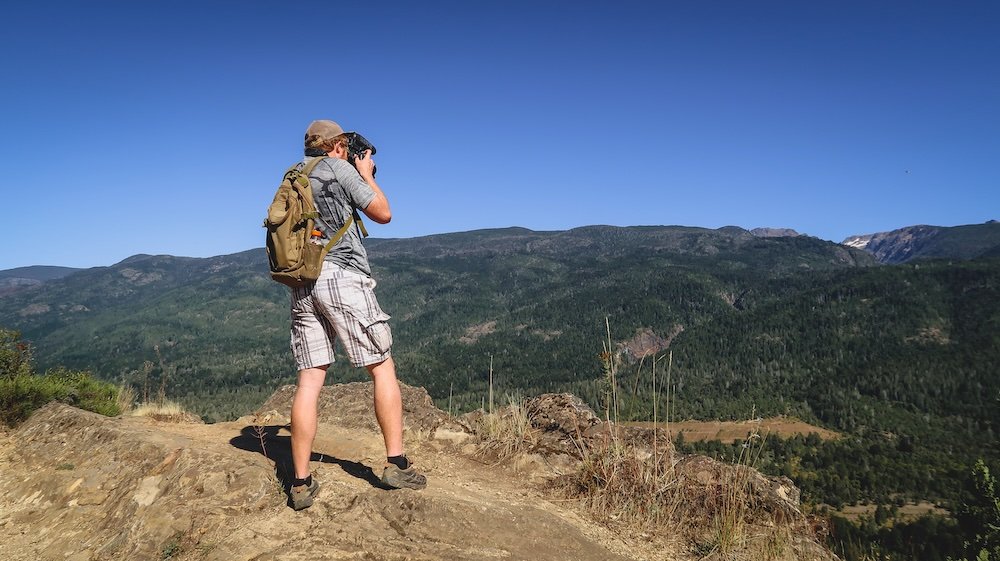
top-left (1, 220), bottom-right (996, 422)
top-left (5, 221), bottom-right (995, 291)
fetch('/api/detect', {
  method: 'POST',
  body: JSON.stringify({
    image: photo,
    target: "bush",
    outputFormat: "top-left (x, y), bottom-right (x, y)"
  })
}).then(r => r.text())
top-left (0, 328), bottom-right (121, 426)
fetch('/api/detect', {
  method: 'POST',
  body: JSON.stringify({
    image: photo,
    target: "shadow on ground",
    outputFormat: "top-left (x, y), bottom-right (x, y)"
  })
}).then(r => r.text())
top-left (229, 425), bottom-right (389, 491)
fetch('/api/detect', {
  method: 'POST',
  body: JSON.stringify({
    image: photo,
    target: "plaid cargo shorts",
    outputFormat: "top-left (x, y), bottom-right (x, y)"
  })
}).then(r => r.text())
top-left (289, 263), bottom-right (393, 369)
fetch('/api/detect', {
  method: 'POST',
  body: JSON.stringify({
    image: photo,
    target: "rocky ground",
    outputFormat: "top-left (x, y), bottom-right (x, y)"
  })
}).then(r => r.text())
top-left (0, 383), bottom-right (838, 561)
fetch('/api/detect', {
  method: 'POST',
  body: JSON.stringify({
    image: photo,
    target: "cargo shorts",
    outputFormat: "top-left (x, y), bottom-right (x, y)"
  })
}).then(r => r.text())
top-left (289, 263), bottom-right (393, 369)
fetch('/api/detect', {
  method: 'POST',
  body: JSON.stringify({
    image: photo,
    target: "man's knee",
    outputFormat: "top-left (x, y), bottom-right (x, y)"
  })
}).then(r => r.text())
top-left (365, 357), bottom-right (396, 379)
top-left (297, 366), bottom-right (329, 393)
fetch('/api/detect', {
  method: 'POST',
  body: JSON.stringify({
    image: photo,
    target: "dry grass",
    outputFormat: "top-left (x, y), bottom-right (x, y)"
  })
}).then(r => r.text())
top-left (116, 384), bottom-right (136, 414)
top-left (471, 319), bottom-right (807, 560)
top-left (474, 395), bottom-right (536, 462)
top-left (570, 321), bottom-right (798, 560)
top-left (568, 431), bottom-right (682, 530)
top-left (130, 400), bottom-right (190, 421)
top-left (562, 320), bottom-right (687, 532)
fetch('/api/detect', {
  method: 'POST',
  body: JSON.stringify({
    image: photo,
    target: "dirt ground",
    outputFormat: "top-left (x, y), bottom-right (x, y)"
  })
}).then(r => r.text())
top-left (625, 416), bottom-right (840, 443)
top-left (0, 401), bottom-right (673, 561)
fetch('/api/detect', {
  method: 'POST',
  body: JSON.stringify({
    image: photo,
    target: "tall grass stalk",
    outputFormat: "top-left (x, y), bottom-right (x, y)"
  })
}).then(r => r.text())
top-left (488, 354), bottom-right (494, 414)
top-left (600, 316), bottom-right (620, 422)
top-left (566, 321), bottom-right (683, 530)
top-left (713, 412), bottom-right (769, 556)
top-left (116, 383), bottom-right (136, 414)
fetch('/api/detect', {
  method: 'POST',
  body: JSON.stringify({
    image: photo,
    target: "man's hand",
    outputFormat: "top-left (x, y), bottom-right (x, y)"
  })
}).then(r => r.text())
top-left (354, 149), bottom-right (376, 182)
top-left (357, 148), bottom-right (391, 224)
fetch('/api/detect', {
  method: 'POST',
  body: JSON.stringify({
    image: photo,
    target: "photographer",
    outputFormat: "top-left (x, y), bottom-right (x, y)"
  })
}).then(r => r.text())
top-left (285, 120), bottom-right (426, 511)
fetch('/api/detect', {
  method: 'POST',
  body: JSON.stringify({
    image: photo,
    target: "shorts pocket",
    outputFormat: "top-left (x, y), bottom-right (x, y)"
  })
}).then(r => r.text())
top-left (354, 310), bottom-right (393, 354)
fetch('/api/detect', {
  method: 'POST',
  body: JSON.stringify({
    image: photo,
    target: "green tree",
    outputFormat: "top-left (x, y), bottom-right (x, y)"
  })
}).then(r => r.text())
top-left (953, 460), bottom-right (1000, 561)
top-left (0, 328), bottom-right (33, 379)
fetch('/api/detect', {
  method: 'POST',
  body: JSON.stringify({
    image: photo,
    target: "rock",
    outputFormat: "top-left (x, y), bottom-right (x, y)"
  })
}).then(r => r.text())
top-left (674, 454), bottom-right (804, 525)
top-left (524, 393), bottom-right (602, 457)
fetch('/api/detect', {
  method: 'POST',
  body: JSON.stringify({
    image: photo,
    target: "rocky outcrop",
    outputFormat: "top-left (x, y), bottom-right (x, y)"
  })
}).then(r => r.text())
top-left (842, 225), bottom-right (942, 264)
top-left (0, 386), bottom-right (840, 561)
top-left (505, 394), bottom-right (837, 560)
top-left (523, 393), bottom-right (603, 456)
top-left (751, 227), bottom-right (801, 238)
top-left (0, 403), bottom-right (274, 561)
top-left (842, 221), bottom-right (1000, 263)
top-left (0, 398), bottom-right (633, 561)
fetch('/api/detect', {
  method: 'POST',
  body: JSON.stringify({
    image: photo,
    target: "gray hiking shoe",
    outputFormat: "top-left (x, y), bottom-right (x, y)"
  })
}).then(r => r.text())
top-left (289, 478), bottom-right (320, 510)
top-left (381, 463), bottom-right (427, 490)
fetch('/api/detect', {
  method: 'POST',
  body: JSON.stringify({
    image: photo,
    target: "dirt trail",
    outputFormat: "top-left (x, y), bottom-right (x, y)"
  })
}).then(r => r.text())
top-left (0, 399), bottom-right (645, 561)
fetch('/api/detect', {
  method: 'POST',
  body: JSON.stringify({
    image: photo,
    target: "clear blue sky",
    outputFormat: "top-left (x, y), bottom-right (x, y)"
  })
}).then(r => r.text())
top-left (1, 1), bottom-right (997, 269)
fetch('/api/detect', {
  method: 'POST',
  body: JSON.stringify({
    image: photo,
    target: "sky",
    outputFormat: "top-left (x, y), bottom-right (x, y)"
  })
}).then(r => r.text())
top-left (1, 1), bottom-right (997, 270)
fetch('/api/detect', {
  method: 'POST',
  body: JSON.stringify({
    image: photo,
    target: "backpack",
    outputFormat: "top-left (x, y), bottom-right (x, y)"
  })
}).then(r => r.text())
top-left (263, 157), bottom-right (367, 288)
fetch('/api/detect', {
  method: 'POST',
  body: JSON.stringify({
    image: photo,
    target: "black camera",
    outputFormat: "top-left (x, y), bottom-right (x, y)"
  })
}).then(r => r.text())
top-left (346, 132), bottom-right (377, 177)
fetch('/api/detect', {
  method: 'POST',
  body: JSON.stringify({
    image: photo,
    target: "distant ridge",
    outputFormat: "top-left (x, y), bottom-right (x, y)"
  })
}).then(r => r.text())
top-left (841, 221), bottom-right (1000, 264)
top-left (0, 265), bottom-right (82, 297)
top-left (0, 265), bottom-right (81, 282)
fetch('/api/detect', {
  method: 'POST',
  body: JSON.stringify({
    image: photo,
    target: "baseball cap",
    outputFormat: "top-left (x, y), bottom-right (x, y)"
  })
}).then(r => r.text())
top-left (305, 120), bottom-right (346, 144)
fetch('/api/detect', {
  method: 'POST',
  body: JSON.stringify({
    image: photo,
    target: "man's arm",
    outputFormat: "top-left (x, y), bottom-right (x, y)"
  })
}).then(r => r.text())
top-left (354, 151), bottom-right (391, 224)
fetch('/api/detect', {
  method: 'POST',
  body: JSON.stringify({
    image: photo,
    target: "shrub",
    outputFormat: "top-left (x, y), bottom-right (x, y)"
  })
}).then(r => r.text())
top-left (0, 328), bottom-right (122, 426)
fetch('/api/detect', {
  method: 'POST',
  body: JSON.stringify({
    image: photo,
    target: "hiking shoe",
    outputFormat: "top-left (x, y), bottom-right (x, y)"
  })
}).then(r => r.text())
top-left (289, 478), bottom-right (320, 510)
top-left (381, 463), bottom-right (427, 490)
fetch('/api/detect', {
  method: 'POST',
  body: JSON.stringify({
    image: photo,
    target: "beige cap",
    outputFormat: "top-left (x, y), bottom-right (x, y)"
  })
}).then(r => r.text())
top-left (305, 120), bottom-right (345, 144)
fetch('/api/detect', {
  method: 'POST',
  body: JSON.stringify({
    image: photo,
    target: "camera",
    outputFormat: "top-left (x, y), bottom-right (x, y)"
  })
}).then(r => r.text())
top-left (346, 132), bottom-right (377, 177)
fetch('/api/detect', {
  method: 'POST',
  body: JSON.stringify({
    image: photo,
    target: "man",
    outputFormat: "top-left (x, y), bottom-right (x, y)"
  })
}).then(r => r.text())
top-left (286, 119), bottom-right (426, 511)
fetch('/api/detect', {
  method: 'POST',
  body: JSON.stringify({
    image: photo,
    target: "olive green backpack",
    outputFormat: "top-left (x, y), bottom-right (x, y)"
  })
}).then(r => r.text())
top-left (263, 157), bottom-right (366, 288)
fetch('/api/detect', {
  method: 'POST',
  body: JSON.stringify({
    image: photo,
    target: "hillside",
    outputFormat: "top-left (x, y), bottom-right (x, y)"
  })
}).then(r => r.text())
top-left (0, 225), bottom-right (875, 421)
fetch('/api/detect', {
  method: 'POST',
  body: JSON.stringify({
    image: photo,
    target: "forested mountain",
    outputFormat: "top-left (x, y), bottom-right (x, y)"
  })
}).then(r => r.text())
top-left (0, 225), bottom-right (876, 420)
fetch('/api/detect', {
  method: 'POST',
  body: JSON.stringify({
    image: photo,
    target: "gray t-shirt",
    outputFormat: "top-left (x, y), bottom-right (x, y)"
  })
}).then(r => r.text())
top-left (304, 156), bottom-right (376, 277)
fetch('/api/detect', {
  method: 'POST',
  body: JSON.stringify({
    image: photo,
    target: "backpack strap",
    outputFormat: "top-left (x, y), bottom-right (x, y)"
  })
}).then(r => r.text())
top-left (354, 209), bottom-right (369, 238)
top-left (301, 156), bottom-right (328, 175)
top-left (322, 209), bottom-right (367, 252)
top-left (294, 157), bottom-right (328, 221)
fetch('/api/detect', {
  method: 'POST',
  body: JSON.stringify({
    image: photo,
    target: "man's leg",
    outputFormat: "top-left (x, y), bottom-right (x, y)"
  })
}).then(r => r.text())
top-left (290, 366), bottom-right (328, 479)
top-left (366, 356), bottom-right (403, 457)
top-left (367, 356), bottom-right (426, 489)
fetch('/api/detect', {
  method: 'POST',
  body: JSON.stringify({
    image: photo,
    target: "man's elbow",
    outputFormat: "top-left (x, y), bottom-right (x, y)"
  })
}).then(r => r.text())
top-left (364, 200), bottom-right (392, 224)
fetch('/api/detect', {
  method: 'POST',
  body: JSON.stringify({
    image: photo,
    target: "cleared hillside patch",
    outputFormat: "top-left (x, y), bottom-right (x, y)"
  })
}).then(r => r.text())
top-left (625, 417), bottom-right (840, 442)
